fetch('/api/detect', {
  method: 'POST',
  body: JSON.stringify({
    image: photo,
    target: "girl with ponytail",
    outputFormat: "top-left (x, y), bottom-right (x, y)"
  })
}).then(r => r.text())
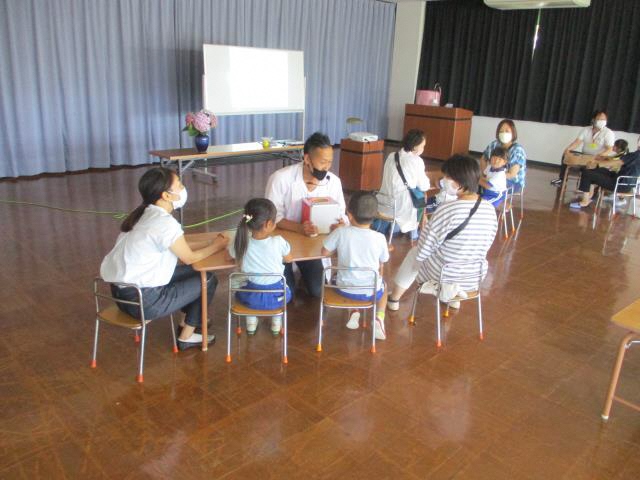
top-left (100, 167), bottom-right (229, 351)
top-left (229, 198), bottom-right (293, 335)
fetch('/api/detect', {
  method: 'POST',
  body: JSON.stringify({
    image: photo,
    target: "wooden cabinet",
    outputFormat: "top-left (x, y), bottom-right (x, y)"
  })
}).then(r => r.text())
top-left (403, 105), bottom-right (473, 160)
top-left (338, 139), bottom-right (385, 191)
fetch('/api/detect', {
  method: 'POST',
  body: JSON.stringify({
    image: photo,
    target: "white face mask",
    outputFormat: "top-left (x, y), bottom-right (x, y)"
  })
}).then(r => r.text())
top-left (443, 178), bottom-right (460, 196)
top-left (169, 187), bottom-right (188, 210)
top-left (594, 119), bottom-right (607, 130)
top-left (498, 132), bottom-right (513, 144)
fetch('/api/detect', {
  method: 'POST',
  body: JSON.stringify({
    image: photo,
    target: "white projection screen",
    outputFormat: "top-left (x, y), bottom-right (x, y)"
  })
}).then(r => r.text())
top-left (203, 44), bottom-right (305, 116)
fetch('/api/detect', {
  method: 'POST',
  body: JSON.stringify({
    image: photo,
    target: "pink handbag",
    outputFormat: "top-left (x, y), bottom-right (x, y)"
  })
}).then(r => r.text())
top-left (415, 83), bottom-right (442, 106)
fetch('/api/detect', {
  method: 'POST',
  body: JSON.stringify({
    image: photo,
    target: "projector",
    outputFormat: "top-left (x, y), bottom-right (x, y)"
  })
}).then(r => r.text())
top-left (348, 132), bottom-right (378, 142)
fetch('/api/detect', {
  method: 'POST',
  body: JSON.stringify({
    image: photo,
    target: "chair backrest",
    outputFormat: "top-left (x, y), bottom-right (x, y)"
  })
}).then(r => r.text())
top-left (321, 266), bottom-right (378, 297)
top-left (615, 175), bottom-right (640, 193)
top-left (227, 272), bottom-right (288, 309)
top-left (93, 277), bottom-right (145, 321)
top-left (438, 260), bottom-right (487, 291)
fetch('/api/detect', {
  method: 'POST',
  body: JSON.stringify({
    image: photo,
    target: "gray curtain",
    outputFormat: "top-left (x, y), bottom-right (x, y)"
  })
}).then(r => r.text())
top-left (0, 0), bottom-right (395, 178)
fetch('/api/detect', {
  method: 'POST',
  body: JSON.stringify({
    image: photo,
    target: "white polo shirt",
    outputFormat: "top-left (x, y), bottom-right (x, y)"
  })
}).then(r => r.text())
top-left (578, 126), bottom-right (615, 155)
top-left (100, 205), bottom-right (184, 288)
top-left (265, 163), bottom-right (347, 224)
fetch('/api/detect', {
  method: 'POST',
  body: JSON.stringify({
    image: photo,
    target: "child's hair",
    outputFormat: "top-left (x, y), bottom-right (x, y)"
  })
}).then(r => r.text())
top-left (441, 154), bottom-right (481, 193)
top-left (491, 146), bottom-right (508, 160)
top-left (121, 167), bottom-right (176, 232)
top-left (613, 139), bottom-right (629, 156)
top-left (234, 198), bottom-right (277, 266)
top-left (348, 191), bottom-right (378, 225)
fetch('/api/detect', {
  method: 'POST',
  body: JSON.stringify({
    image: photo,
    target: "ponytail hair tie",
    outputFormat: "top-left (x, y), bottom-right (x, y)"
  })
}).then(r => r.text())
top-left (243, 214), bottom-right (253, 223)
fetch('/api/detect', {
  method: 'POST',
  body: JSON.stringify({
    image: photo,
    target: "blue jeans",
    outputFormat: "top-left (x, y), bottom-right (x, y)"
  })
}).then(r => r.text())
top-left (371, 218), bottom-right (419, 241)
top-left (111, 265), bottom-right (217, 328)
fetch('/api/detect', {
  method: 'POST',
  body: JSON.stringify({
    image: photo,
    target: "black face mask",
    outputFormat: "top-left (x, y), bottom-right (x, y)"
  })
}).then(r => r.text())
top-left (308, 164), bottom-right (328, 181)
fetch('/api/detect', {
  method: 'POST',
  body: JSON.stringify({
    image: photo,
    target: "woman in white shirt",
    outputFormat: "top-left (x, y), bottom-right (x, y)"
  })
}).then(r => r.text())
top-left (373, 129), bottom-right (430, 242)
top-left (100, 167), bottom-right (228, 350)
top-left (551, 110), bottom-right (615, 186)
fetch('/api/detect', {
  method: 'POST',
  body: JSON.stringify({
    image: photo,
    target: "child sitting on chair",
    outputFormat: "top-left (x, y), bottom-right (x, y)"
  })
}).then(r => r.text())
top-left (321, 191), bottom-right (389, 340)
top-left (479, 146), bottom-right (508, 206)
top-left (229, 198), bottom-right (294, 335)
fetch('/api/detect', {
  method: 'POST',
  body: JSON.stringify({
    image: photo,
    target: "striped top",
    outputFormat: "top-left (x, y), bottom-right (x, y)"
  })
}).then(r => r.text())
top-left (416, 199), bottom-right (498, 290)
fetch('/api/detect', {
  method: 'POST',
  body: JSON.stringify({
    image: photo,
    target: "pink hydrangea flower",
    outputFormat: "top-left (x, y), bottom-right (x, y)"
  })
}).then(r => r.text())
top-left (193, 111), bottom-right (211, 133)
top-left (185, 112), bottom-right (195, 126)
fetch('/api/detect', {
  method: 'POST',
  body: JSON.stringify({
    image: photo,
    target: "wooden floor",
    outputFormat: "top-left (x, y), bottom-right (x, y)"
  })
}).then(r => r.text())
top-left (2, 151), bottom-right (640, 479)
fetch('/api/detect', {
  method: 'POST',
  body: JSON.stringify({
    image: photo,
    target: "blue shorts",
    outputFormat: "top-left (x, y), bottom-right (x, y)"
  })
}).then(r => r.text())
top-left (235, 280), bottom-right (292, 310)
top-left (336, 282), bottom-right (385, 302)
top-left (481, 189), bottom-right (505, 207)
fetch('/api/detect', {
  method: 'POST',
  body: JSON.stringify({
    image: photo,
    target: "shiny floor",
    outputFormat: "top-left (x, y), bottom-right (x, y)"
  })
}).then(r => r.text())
top-left (2, 151), bottom-right (640, 479)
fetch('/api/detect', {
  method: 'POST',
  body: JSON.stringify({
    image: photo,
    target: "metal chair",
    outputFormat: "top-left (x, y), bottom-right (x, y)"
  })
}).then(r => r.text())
top-left (91, 278), bottom-right (178, 383)
top-left (375, 193), bottom-right (398, 248)
top-left (602, 298), bottom-right (640, 421)
top-left (316, 266), bottom-right (379, 353)
top-left (595, 175), bottom-right (640, 220)
top-left (511, 184), bottom-right (525, 220)
top-left (407, 260), bottom-right (487, 348)
top-left (496, 187), bottom-right (516, 240)
top-left (226, 272), bottom-right (288, 364)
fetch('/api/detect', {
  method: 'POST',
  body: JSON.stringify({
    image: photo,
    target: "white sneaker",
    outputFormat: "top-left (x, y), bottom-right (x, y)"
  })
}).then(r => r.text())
top-left (346, 311), bottom-right (360, 329)
top-left (387, 299), bottom-right (399, 311)
top-left (448, 301), bottom-right (461, 310)
top-left (177, 333), bottom-right (215, 351)
top-left (374, 317), bottom-right (386, 340)
top-left (246, 316), bottom-right (258, 335)
top-left (270, 316), bottom-right (282, 335)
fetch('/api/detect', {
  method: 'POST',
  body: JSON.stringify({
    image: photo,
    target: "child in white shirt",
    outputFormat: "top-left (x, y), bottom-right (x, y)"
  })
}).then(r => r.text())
top-left (480, 146), bottom-right (508, 206)
top-left (322, 192), bottom-right (390, 340)
top-left (229, 198), bottom-right (294, 335)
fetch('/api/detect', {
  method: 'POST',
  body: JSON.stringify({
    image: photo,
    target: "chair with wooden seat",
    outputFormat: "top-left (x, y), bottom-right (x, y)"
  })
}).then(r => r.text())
top-left (595, 175), bottom-right (640, 220)
top-left (407, 260), bottom-right (487, 348)
top-left (601, 299), bottom-right (640, 421)
top-left (91, 278), bottom-right (178, 383)
top-left (226, 272), bottom-right (288, 364)
top-left (316, 266), bottom-right (378, 353)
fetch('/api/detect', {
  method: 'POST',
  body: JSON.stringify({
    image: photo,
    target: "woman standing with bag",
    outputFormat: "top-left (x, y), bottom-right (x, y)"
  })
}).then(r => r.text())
top-left (373, 129), bottom-right (430, 243)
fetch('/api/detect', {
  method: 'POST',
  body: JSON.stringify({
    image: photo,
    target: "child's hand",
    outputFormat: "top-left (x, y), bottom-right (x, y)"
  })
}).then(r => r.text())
top-left (214, 233), bottom-right (230, 248)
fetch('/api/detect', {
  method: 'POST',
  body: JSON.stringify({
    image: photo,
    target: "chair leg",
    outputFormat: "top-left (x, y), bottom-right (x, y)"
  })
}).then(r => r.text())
top-left (136, 325), bottom-right (147, 383)
top-left (509, 206), bottom-right (515, 233)
top-left (316, 304), bottom-right (324, 352)
top-left (501, 210), bottom-right (508, 239)
top-left (282, 311), bottom-right (288, 364)
top-left (370, 304), bottom-right (377, 354)
top-left (236, 314), bottom-right (242, 336)
top-left (226, 310), bottom-right (232, 363)
top-left (519, 192), bottom-right (524, 220)
top-left (408, 287), bottom-right (419, 325)
top-left (443, 304), bottom-right (450, 317)
top-left (169, 314), bottom-right (178, 354)
top-left (362, 310), bottom-right (367, 329)
top-left (388, 219), bottom-right (396, 248)
top-left (134, 331), bottom-right (140, 343)
top-left (559, 167), bottom-right (571, 200)
top-left (477, 295), bottom-right (484, 341)
top-left (602, 332), bottom-right (635, 421)
top-left (436, 299), bottom-right (442, 348)
top-left (90, 318), bottom-right (100, 368)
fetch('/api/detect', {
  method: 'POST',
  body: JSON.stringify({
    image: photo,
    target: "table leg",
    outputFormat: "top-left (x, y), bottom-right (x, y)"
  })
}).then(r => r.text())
top-left (200, 271), bottom-right (208, 352)
top-left (559, 166), bottom-right (571, 200)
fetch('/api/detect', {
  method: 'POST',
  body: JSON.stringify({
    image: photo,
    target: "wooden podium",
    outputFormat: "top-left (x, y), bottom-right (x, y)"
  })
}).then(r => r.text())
top-left (339, 139), bottom-right (385, 191)
top-left (403, 105), bottom-right (473, 160)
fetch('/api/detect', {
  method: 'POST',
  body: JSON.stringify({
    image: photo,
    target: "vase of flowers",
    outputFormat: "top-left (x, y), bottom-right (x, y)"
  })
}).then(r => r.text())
top-left (183, 110), bottom-right (217, 152)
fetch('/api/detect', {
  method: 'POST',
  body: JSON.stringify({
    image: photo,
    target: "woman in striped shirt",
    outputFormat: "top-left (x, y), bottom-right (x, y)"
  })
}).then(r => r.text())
top-left (387, 155), bottom-right (498, 311)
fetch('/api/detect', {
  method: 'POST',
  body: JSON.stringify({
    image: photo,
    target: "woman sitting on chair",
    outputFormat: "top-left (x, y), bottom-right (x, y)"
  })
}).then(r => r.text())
top-left (480, 119), bottom-right (527, 191)
top-left (100, 167), bottom-right (229, 350)
top-left (373, 129), bottom-right (430, 244)
top-left (570, 136), bottom-right (640, 209)
top-left (387, 155), bottom-right (498, 311)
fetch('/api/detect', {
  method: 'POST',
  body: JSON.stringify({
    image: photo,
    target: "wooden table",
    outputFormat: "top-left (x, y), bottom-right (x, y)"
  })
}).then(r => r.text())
top-left (560, 152), bottom-right (596, 199)
top-left (186, 228), bottom-right (328, 351)
top-left (150, 142), bottom-right (304, 223)
top-left (150, 142), bottom-right (304, 181)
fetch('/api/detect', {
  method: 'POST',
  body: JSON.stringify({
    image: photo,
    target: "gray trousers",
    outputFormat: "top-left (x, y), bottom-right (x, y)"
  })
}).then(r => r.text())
top-left (112, 265), bottom-right (217, 327)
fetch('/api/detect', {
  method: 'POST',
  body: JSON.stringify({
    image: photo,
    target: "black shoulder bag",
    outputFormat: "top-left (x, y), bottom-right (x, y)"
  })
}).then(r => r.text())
top-left (444, 197), bottom-right (482, 241)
